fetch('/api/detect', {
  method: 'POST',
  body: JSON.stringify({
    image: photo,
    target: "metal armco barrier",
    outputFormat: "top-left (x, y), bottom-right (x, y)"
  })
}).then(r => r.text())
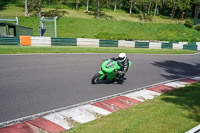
top-left (118, 40), bottom-right (135, 47)
top-left (135, 41), bottom-right (149, 48)
top-left (0, 36), bottom-right (18, 45)
top-left (197, 42), bottom-right (200, 50)
top-left (51, 37), bottom-right (77, 46)
top-left (99, 40), bottom-right (118, 47)
top-left (31, 37), bottom-right (51, 46)
top-left (149, 42), bottom-right (162, 49)
top-left (13, 36), bottom-right (200, 51)
top-left (183, 45), bottom-right (198, 51)
top-left (77, 38), bottom-right (99, 47)
top-left (162, 42), bottom-right (173, 49)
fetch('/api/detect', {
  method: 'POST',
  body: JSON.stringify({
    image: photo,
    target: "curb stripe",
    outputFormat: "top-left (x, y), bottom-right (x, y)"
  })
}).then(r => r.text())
top-left (54, 105), bottom-right (102, 124)
top-left (101, 97), bottom-right (136, 108)
top-left (43, 113), bottom-right (72, 130)
top-left (28, 118), bottom-right (66, 133)
top-left (164, 81), bottom-right (186, 88)
top-left (44, 104), bottom-right (112, 129)
top-left (180, 78), bottom-right (198, 84)
top-left (92, 101), bottom-right (120, 112)
top-left (0, 122), bottom-right (36, 133)
top-left (115, 96), bottom-right (141, 105)
top-left (147, 85), bottom-right (176, 94)
top-left (125, 89), bottom-right (161, 102)
top-left (92, 96), bottom-right (141, 112)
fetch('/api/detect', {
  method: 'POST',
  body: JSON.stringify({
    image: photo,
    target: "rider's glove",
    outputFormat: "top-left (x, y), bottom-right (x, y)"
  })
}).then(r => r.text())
top-left (117, 71), bottom-right (125, 75)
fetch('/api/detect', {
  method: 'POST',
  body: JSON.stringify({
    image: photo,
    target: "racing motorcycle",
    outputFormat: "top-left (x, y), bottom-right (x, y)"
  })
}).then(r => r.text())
top-left (91, 59), bottom-right (132, 84)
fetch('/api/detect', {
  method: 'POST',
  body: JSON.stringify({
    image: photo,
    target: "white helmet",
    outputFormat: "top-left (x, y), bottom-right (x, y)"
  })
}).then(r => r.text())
top-left (118, 53), bottom-right (126, 62)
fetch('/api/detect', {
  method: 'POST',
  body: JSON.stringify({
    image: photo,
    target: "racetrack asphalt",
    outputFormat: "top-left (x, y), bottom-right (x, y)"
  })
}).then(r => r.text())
top-left (0, 53), bottom-right (199, 123)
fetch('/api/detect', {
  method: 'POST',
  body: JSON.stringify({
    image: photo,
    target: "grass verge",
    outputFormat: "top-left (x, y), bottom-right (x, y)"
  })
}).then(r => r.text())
top-left (67, 82), bottom-right (200, 133)
top-left (17, 17), bottom-right (200, 42)
top-left (0, 45), bottom-right (197, 54)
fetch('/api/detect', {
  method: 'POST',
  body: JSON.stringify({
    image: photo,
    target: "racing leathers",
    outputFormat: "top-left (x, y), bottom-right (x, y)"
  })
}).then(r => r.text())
top-left (110, 57), bottom-right (129, 80)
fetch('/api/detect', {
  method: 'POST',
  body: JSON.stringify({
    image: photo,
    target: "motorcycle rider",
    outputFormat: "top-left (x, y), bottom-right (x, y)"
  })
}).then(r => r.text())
top-left (110, 53), bottom-right (129, 80)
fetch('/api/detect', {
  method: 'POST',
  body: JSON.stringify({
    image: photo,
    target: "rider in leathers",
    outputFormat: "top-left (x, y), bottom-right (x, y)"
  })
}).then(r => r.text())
top-left (110, 53), bottom-right (129, 80)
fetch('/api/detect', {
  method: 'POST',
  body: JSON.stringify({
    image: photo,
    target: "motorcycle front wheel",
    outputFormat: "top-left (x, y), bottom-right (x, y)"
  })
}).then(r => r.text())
top-left (91, 73), bottom-right (104, 84)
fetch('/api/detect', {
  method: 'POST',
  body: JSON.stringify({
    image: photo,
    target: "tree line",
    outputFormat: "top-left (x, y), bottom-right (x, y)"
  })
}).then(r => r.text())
top-left (2, 0), bottom-right (200, 19)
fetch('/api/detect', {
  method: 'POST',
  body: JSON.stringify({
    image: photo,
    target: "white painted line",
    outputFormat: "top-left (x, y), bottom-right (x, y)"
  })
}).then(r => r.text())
top-left (164, 82), bottom-right (186, 88)
top-left (125, 90), bottom-right (161, 102)
top-left (44, 113), bottom-right (72, 130)
top-left (185, 124), bottom-right (200, 133)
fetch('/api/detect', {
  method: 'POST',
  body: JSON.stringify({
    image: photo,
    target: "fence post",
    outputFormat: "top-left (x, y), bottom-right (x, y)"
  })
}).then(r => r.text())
top-left (54, 16), bottom-right (58, 37)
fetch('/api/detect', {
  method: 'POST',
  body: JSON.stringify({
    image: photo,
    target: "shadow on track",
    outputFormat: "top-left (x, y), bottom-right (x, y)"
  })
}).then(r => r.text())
top-left (92, 77), bottom-right (127, 85)
top-left (151, 60), bottom-right (200, 79)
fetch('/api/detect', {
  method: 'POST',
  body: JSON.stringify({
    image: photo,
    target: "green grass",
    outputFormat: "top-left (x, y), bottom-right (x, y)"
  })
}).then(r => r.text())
top-left (67, 82), bottom-right (200, 133)
top-left (16, 17), bottom-right (200, 42)
top-left (0, 45), bottom-right (197, 54)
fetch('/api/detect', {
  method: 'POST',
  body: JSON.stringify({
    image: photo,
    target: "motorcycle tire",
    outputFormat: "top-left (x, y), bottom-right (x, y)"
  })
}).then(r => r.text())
top-left (91, 73), bottom-right (103, 84)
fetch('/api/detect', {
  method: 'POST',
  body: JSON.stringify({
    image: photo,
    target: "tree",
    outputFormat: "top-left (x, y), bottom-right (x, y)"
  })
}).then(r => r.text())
top-left (169, 0), bottom-right (177, 19)
top-left (153, 0), bottom-right (161, 16)
top-left (130, 0), bottom-right (133, 14)
top-left (147, 0), bottom-right (152, 13)
top-left (192, 0), bottom-right (200, 18)
top-left (25, 0), bottom-right (28, 16)
top-left (27, 0), bottom-right (63, 17)
top-left (138, 0), bottom-right (149, 20)
top-left (75, 0), bottom-right (80, 10)
top-left (114, 0), bottom-right (117, 11)
top-left (129, 0), bottom-right (136, 15)
top-left (96, 0), bottom-right (100, 18)
top-left (177, 0), bottom-right (191, 11)
top-left (168, 0), bottom-right (191, 19)
top-left (38, 0), bottom-right (41, 17)
top-left (28, 0), bottom-right (42, 17)
top-left (86, 0), bottom-right (89, 12)
top-left (194, 4), bottom-right (200, 18)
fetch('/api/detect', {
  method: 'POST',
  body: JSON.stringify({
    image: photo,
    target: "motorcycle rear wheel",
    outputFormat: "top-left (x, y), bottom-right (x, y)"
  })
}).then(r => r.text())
top-left (91, 73), bottom-right (104, 84)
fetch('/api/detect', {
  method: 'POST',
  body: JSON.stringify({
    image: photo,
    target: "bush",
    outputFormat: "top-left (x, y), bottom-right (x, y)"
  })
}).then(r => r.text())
top-left (195, 24), bottom-right (200, 31)
top-left (184, 19), bottom-right (193, 28)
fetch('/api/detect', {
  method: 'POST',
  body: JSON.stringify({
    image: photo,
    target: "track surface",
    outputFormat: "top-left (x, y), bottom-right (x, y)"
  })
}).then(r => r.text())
top-left (0, 53), bottom-right (200, 123)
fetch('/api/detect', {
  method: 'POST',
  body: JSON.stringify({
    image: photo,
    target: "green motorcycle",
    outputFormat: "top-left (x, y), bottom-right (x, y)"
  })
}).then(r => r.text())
top-left (91, 59), bottom-right (132, 84)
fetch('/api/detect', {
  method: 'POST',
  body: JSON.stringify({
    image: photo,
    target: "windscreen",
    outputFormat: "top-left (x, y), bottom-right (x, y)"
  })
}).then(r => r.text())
top-left (106, 60), bottom-right (115, 68)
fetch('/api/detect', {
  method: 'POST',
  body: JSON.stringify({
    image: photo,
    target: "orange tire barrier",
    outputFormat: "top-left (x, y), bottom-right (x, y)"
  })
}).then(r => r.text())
top-left (20, 36), bottom-right (31, 46)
